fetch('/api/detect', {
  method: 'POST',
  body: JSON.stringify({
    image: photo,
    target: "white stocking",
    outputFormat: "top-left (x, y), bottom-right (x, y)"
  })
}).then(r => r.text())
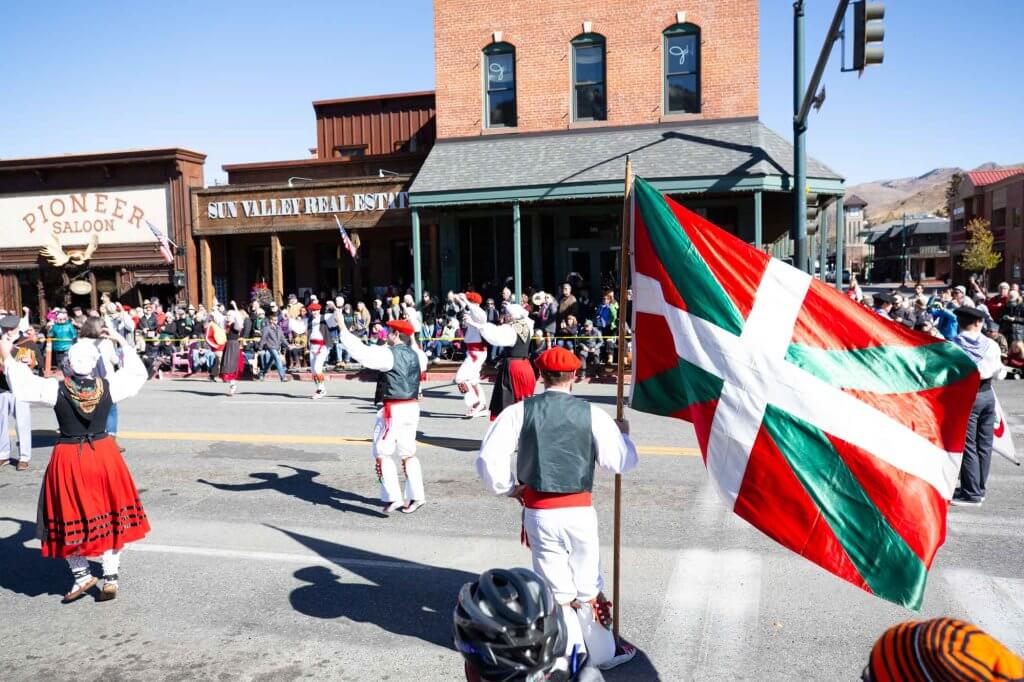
top-left (402, 456), bottom-right (425, 502)
top-left (67, 555), bottom-right (90, 585)
top-left (101, 549), bottom-right (121, 576)
top-left (376, 456), bottom-right (403, 503)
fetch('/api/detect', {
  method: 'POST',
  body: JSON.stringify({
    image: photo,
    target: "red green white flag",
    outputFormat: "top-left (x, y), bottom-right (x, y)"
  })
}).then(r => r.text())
top-left (628, 176), bottom-right (979, 610)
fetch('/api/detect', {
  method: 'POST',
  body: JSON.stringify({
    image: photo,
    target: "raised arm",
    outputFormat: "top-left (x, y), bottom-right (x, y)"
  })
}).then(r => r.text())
top-left (589, 406), bottom-right (639, 475)
top-left (477, 322), bottom-right (516, 347)
top-left (107, 333), bottom-right (148, 403)
top-left (476, 401), bottom-right (525, 495)
top-left (338, 325), bottom-right (394, 371)
top-left (1, 338), bottom-right (57, 406)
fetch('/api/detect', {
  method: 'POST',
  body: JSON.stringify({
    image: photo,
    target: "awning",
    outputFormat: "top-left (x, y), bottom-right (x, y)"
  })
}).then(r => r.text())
top-left (410, 118), bottom-right (843, 207)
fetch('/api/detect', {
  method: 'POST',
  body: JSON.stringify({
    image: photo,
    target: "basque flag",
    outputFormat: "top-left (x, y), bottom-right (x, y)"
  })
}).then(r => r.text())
top-left (628, 176), bottom-right (979, 610)
top-left (146, 220), bottom-right (175, 264)
top-left (334, 215), bottom-right (358, 260)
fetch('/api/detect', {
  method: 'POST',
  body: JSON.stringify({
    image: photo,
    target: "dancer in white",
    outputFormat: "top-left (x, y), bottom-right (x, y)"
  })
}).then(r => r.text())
top-left (336, 307), bottom-right (428, 513)
top-left (307, 303), bottom-right (330, 399)
top-left (465, 303), bottom-right (536, 421)
top-left (454, 292), bottom-right (489, 418)
top-left (476, 347), bottom-right (638, 671)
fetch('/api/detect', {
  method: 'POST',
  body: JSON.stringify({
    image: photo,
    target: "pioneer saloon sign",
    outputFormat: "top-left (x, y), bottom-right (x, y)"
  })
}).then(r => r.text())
top-left (193, 180), bottom-right (411, 236)
top-left (3, 186), bottom-right (170, 248)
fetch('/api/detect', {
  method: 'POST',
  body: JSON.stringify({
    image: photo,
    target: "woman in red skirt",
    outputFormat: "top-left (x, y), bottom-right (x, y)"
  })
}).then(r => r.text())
top-left (1, 327), bottom-right (149, 603)
top-left (467, 303), bottom-right (538, 420)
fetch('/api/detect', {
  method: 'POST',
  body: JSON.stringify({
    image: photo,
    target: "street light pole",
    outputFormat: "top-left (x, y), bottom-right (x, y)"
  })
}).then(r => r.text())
top-left (793, 0), bottom-right (808, 273)
top-left (900, 212), bottom-right (907, 286)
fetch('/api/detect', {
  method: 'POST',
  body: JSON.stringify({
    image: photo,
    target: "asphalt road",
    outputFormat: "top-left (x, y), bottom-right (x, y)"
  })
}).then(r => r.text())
top-left (0, 375), bottom-right (1022, 681)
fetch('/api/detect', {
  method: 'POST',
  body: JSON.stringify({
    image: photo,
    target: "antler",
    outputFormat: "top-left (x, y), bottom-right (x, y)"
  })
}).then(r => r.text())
top-left (39, 233), bottom-right (69, 266)
top-left (81, 233), bottom-right (100, 261)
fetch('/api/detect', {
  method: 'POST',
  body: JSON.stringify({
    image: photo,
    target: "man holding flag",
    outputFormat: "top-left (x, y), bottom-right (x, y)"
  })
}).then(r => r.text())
top-left (626, 174), bottom-right (979, 611)
top-left (476, 346), bottom-right (638, 671)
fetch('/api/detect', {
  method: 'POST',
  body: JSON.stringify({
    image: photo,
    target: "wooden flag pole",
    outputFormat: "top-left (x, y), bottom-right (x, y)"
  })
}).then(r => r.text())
top-left (612, 156), bottom-right (633, 639)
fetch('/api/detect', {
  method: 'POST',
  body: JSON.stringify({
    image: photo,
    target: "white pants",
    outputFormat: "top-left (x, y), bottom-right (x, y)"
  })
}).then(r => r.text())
top-left (524, 506), bottom-right (616, 666)
top-left (372, 401), bottom-right (424, 503)
top-left (310, 345), bottom-right (328, 387)
top-left (455, 345), bottom-right (488, 412)
top-left (0, 392), bottom-right (31, 461)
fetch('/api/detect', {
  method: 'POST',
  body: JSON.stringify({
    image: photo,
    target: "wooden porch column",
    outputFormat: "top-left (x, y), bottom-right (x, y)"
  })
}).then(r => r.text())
top-left (270, 233), bottom-right (284, 304)
top-left (199, 237), bottom-right (215, 308)
top-left (429, 222), bottom-right (440, 296)
top-left (88, 271), bottom-right (98, 311)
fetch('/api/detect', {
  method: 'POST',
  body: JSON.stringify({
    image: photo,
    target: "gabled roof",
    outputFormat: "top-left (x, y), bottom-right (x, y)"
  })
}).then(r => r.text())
top-left (410, 118), bottom-right (843, 205)
top-left (966, 167), bottom-right (1024, 187)
top-left (845, 193), bottom-right (868, 208)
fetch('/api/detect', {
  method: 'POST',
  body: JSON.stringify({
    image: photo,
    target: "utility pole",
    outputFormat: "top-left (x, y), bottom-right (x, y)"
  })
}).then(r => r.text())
top-left (900, 212), bottom-right (908, 286)
top-left (793, 0), bottom-right (808, 273)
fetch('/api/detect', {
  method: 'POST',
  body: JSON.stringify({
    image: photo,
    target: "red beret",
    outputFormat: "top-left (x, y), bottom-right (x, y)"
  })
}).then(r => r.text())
top-left (465, 292), bottom-right (482, 305)
top-left (536, 347), bottom-right (580, 373)
top-left (307, 303), bottom-right (321, 312)
top-left (387, 320), bottom-right (415, 336)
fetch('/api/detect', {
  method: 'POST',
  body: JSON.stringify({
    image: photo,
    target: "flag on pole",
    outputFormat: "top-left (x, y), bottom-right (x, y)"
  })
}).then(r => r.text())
top-left (993, 395), bottom-right (1020, 466)
top-left (628, 176), bottom-right (979, 610)
top-left (146, 220), bottom-right (175, 264)
top-left (334, 215), bottom-right (358, 260)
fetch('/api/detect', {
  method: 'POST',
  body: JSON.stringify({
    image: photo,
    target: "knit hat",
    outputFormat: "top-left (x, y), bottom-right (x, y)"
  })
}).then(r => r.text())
top-left (465, 292), bottom-right (482, 305)
top-left (536, 347), bottom-right (581, 373)
top-left (866, 618), bottom-right (1023, 682)
top-left (386, 320), bottom-right (415, 336)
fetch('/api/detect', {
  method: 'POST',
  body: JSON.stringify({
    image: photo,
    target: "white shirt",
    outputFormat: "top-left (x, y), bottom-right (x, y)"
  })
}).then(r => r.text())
top-left (5, 344), bottom-right (147, 406)
top-left (476, 387), bottom-right (639, 496)
top-left (477, 318), bottom-right (534, 348)
top-left (337, 326), bottom-right (427, 373)
top-left (463, 303), bottom-right (486, 344)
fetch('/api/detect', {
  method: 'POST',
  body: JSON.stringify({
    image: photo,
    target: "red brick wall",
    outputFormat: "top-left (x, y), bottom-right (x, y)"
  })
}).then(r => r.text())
top-left (434, 0), bottom-right (758, 138)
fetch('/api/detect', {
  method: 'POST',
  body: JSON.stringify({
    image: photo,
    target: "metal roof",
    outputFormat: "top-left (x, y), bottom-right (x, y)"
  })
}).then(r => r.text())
top-left (410, 118), bottom-right (842, 204)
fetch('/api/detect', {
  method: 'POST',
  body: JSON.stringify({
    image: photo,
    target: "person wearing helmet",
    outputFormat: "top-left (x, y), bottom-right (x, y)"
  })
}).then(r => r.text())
top-left (476, 347), bottom-right (639, 671)
top-left (454, 567), bottom-right (605, 682)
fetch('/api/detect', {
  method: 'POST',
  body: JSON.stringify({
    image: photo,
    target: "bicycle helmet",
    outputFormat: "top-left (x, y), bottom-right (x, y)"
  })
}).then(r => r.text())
top-left (454, 567), bottom-right (568, 681)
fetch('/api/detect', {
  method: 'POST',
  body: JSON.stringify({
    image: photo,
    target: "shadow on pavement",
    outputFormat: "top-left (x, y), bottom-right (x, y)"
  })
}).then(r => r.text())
top-left (170, 389), bottom-right (312, 400)
top-left (0, 517), bottom-right (66, 598)
top-left (416, 432), bottom-right (481, 452)
top-left (603, 645), bottom-right (661, 681)
top-left (270, 525), bottom-right (476, 649)
top-left (197, 465), bottom-right (387, 518)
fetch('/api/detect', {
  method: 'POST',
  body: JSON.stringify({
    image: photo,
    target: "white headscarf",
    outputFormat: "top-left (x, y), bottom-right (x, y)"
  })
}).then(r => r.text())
top-left (67, 341), bottom-right (100, 377)
top-left (504, 303), bottom-right (528, 321)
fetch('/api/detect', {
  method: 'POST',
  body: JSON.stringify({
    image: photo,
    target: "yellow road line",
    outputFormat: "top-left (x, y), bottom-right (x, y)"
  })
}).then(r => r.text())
top-left (113, 430), bottom-right (700, 457)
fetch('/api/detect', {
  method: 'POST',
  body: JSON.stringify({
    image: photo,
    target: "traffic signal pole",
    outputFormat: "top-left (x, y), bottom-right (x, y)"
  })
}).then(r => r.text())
top-left (793, 1), bottom-right (808, 273)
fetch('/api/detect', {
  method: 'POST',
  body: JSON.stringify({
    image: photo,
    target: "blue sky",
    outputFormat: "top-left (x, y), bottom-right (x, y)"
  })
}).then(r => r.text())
top-left (1, 1), bottom-right (1021, 185)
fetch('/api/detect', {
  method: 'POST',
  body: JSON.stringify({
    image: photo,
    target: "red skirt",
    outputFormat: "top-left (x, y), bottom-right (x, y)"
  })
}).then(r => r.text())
top-left (489, 357), bottom-right (538, 420)
top-left (36, 436), bottom-right (150, 559)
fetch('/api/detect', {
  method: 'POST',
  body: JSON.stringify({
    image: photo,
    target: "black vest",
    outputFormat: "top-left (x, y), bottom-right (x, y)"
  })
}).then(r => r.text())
top-left (508, 320), bottom-right (531, 359)
top-left (55, 378), bottom-right (112, 439)
top-left (382, 343), bottom-right (421, 400)
top-left (517, 391), bottom-right (596, 493)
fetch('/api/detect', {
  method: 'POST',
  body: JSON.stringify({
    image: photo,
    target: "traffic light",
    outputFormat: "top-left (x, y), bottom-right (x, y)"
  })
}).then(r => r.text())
top-left (853, 1), bottom-right (885, 71)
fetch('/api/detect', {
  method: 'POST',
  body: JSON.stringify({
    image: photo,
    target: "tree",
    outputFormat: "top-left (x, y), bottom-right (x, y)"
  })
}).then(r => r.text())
top-left (944, 171), bottom-right (964, 216)
top-left (958, 217), bottom-right (1001, 290)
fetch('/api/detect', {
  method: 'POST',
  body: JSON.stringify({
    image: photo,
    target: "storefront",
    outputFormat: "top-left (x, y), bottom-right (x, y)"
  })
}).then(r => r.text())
top-left (0, 148), bottom-right (205, 312)
top-left (191, 176), bottom-right (436, 305)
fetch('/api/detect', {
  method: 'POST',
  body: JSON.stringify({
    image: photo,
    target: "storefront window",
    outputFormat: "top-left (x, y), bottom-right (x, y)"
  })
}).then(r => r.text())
top-left (572, 34), bottom-right (606, 121)
top-left (484, 43), bottom-right (517, 128)
top-left (664, 23), bottom-right (701, 114)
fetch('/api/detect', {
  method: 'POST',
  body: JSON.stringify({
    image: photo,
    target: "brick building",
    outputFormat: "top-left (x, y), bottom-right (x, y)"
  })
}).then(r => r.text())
top-left (409, 0), bottom-right (844, 299)
top-left (191, 92), bottom-right (436, 305)
top-left (866, 218), bottom-right (949, 283)
top-left (949, 168), bottom-right (1024, 284)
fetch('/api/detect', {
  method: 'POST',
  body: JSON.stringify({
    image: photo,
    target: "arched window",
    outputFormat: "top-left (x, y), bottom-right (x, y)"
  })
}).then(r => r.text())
top-left (484, 42), bottom-right (517, 128)
top-left (664, 23), bottom-right (700, 114)
top-left (572, 33), bottom-right (606, 121)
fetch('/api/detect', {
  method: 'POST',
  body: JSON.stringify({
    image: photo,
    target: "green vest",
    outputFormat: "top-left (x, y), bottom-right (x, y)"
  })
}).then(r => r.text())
top-left (517, 391), bottom-right (596, 493)
top-left (383, 343), bottom-right (421, 400)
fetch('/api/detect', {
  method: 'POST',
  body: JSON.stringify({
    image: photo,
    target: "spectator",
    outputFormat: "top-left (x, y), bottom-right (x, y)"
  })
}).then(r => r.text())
top-left (988, 282), bottom-right (1011, 323)
top-left (973, 292), bottom-right (991, 320)
top-left (419, 291), bottom-right (438, 335)
top-left (951, 285), bottom-right (972, 309)
top-left (872, 293), bottom-right (895, 320)
top-left (353, 302), bottom-right (371, 339)
top-left (49, 309), bottom-right (77, 370)
top-left (577, 289), bottom-right (593, 324)
top-left (287, 306), bottom-right (308, 369)
top-left (929, 302), bottom-right (958, 341)
top-left (386, 296), bottom-right (402, 322)
top-left (557, 314), bottom-right (578, 352)
top-left (256, 315), bottom-right (287, 381)
top-left (426, 316), bottom-right (460, 361)
top-left (576, 319), bottom-right (604, 379)
top-left (1000, 290), bottom-right (1024, 346)
top-left (538, 292), bottom-right (557, 349)
top-left (557, 282), bottom-right (578, 326)
top-left (371, 298), bottom-right (385, 323)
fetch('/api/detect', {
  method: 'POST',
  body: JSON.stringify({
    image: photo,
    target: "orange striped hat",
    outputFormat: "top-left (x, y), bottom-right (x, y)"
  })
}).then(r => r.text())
top-left (866, 618), bottom-right (1023, 682)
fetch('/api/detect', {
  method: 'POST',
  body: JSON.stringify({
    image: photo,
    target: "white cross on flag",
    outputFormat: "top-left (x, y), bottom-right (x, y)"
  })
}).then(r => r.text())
top-left (628, 177), bottom-right (980, 610)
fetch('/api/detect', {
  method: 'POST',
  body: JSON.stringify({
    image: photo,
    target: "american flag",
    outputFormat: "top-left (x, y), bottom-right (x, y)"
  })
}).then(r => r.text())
top-left (334, 215), bottom-right (358, 260)
top-left (146, 220), bottom-right (175, 263)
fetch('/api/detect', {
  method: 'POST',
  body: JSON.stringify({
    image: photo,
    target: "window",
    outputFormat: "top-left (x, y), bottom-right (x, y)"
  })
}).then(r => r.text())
top-left (484, 43), bottom-right (517, 128)
top-left (664, 23), bottom-right (701, 114)
top-left (572, 34), bottom-right (606, 121)
top-left (992, 207), bottom-right (1007, 227)
top-left (333, 145), bottom-right (366, 160)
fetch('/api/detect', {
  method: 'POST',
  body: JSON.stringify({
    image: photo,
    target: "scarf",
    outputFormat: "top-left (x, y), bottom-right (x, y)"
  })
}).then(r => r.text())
top-left (62, 374), bottom-right (105, 419)
top-left (953, 330), bottom-right (986, 365)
